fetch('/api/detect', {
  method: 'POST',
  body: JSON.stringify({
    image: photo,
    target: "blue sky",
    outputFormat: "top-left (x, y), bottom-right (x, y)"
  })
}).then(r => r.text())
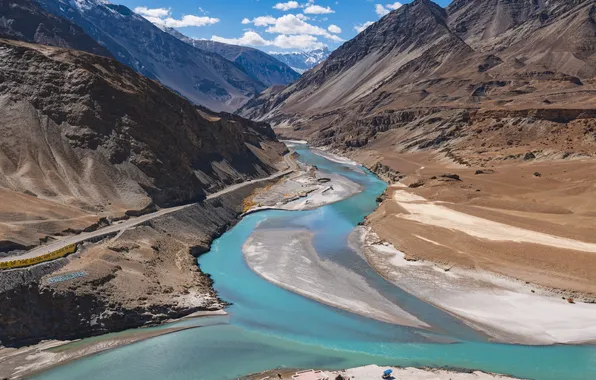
top-left (119, 0), bottom-right (452, 52)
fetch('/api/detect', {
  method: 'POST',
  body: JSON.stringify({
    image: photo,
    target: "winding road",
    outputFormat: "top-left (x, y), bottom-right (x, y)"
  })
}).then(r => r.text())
top-left (0, 153), bottom-right (297, 268)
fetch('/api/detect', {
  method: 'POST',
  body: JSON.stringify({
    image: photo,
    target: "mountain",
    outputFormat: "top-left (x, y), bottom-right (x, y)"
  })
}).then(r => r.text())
top-left (165, 29), bottom-right (300, 88)
top-left (0, 0), bottom-right (111, 57)
top-left (240, 0), bottom-right (596, 157)
top-left (270, 48), bottom-right (330, 74)
top-left (35, 0), bottom-right (266, 112)
top-left (0, 38), bottom-right (285, 216)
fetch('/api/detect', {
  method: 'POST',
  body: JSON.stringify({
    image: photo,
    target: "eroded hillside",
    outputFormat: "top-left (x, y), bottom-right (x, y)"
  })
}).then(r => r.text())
top-left (0, 39), bottom-right (286, 248)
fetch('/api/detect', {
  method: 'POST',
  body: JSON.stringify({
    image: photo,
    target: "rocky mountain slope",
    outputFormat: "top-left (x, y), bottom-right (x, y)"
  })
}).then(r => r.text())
top-left (240, 0), bottom-right (596, 162)
top-left (0, 0), bottom-right (111, 57)
top-left (35, 0), bottom-right (266, 112)
top-left (239, 0), bottom-right (596, 301)
top-left (0, 37), bottom-right (285, 249)
top-left (0, 7), bottom-right (287, 349)
top-left (165, 29), bottom-right (300, 88)
top-left (270, 48), bottom-right (330, 74)
top-left (0, 179), bottom-right (277, 348)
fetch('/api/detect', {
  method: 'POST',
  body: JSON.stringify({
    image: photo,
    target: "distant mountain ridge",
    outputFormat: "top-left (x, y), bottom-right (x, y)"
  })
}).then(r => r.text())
top-left (270, 48), bottom-right (331, 74)
top-left (240, 0), bottom-right (596, 160)
top-left (164, 28), bottom-right (300, 88)
top-left (0, 0), bottom-right (112, 57)
top-left (35, 0), bottom-right (266, 112)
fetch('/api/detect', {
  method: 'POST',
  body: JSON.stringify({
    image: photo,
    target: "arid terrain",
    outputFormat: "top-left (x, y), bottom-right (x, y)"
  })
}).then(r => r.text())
top-left (356, 146), bottom-right (596, 298)
top-left (0, 3), bottom-right (289, 350)
top-left (241, 0), bottom-right (596, 299)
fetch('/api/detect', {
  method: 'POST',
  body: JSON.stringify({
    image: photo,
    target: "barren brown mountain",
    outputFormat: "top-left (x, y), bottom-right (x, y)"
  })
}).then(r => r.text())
top-left (0, 7), bottom-right (287, 347)
top-left (0, 38), bottom-right (286, 249)
top-left (241, 0), bottom-right (596, 296)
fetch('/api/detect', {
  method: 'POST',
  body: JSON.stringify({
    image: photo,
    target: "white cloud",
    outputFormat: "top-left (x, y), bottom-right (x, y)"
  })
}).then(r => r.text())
top-left (326, 34), bottom-right (343, 42)
top-left (273, 1), bottom-right (300, 11)
top-left (266, 14), bottom-right (328, 36)
top-left (164, 15), bottom-right (220, 28)
top-left (134, 7), bottom-right (170, 18)
top-left (244, 15), bottom-right (278, 26)
top-left (237, 13), bottom-right (342, 47)
top-left (212, 31), bottom-right (270, 46)
top-left (134, 6), bottom-right (219, 28)
top-left (354, 21), bottom-right (374, 33)
top-left (211, 31), bottom-right (326, 50)
top-left (386, 2), bottom-right (404, 10)
top-left (375, 2), bottom-right (402, 17)
top-left (273, 34), bottom-right (326, 49)
top-left (327, 24), bottom-right (341, 34)
top-left (303, 5), bottom-right (335, 14)
top-left (375, 4), bottom-right (389, 17)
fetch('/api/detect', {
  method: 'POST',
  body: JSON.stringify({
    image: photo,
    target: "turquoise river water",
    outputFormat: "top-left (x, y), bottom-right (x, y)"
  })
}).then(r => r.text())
top-left (34, 146), bottom-right (596, 380)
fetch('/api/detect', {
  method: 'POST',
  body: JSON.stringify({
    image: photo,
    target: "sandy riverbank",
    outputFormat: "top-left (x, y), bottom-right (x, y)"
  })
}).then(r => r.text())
top-left (291, 147), bottom-right (596, 344)
top-left (311, 148), bottom-right (362, 167)
top-left (242, 228), bottom-right (428, 328)
top-left (0, 310), bottom-right (227, 379)
top-left (243, 364), bottom-right (521, 380)
top-left (246, 162), bottom-right (362, 213)
top-left (358, 225), bottom-right (596, 345)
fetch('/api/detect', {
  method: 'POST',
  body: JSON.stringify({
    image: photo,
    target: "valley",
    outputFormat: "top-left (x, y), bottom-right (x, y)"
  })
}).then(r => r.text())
top-left (1, 0), bottom-right (596, 379)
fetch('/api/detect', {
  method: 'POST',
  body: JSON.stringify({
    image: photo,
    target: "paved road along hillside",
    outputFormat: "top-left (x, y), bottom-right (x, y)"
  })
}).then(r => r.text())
top-left (0, 154), bottom-right (296, 268)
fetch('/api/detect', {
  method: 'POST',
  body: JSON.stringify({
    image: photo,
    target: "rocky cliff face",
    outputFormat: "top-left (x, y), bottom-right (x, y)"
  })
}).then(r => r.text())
top-left (0, 179), bottom-right (276, 347)
top-left (0, 39), bottom-right (285, 214)
top-left (165, 30), bottom-right (300, 88)
top-left (0, 0), bottom-right (111, 57)
top-left (239, 0), bottom-right (596, 162)
top-left (36, 0), bottom-right (266, 112)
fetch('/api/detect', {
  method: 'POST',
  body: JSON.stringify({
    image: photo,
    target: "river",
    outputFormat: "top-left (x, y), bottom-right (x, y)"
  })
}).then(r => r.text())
top-left (34, 145), bottom-right (596, 380)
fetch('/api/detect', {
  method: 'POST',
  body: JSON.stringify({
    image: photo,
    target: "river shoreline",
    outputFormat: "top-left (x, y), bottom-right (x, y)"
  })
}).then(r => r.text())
top-left (359, 223), bottom-right (596, 345)
top-left (242, 229), bottom-right (429, 328)
top-left (272, 146), bottom-right (596, 345)
top-left (0, 310), bottom-right (227, 379)
top-left (0, 148), bottom-right (368, 379)
top-left (242, 364), bottom-right (522, 380)
top-left (8, 144), bottom-right (592, 378)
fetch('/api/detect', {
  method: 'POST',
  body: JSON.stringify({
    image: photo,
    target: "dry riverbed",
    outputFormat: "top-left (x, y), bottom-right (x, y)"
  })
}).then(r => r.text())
top-left (245, 160), bottom-right (362, 213)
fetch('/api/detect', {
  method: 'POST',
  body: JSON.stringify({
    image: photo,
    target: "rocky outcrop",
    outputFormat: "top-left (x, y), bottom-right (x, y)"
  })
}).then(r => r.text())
top-left (0, 179), bottom-right (278, 347)
top-left (0, 39), bottom-right (285, 212)
top-left (368, 162), bottom-right (404, 184)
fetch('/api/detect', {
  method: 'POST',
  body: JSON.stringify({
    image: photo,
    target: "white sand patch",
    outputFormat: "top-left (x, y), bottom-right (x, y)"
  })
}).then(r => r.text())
top-left (362, 228), bottom-right (596, 344)
top-left (393, 190), bottom-right (596, 253)
top-left (414, 234), bottom-right (450, 248)
top-left (242, 229), bottom-right (429, 328)
top-left (311, 149), bottom-right (361, 166)
top-left (281, 140), bottom-right (308, 147)
top-left (248, 171), bottom-right (362, 214)
top-left (331, 365), bottom-right (520, 380)
top-left (283, 173), bottom-right (362, 210)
